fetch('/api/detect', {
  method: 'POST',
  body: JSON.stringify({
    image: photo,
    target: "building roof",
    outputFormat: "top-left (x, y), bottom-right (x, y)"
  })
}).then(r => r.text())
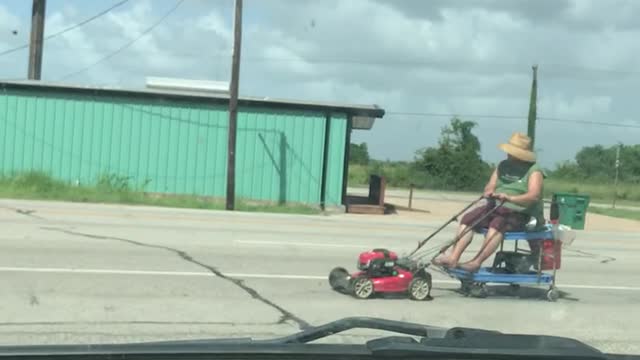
top-left (0, 80), bottom-right (385, 121)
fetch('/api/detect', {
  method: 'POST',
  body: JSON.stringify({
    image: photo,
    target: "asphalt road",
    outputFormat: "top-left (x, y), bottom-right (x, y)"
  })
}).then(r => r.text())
top-left (1, 199), bottom-right (639, 354)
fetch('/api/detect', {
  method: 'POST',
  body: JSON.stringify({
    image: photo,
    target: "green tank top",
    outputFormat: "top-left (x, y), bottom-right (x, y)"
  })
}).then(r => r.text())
top-left (495, 159), bottom-right (545, 223)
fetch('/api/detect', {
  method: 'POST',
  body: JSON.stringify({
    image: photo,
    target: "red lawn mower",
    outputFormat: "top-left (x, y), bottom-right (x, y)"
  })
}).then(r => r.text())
top-left (328, 196), bottom-right (505, 300)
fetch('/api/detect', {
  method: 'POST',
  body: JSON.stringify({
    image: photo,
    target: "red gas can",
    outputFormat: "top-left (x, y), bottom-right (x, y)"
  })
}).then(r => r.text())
top-left (540, 239), bottom-right (562, 270)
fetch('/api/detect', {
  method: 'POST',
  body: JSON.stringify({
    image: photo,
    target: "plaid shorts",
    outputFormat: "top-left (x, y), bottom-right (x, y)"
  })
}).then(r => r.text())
top-left (460, 204), bottom-right (529, 233)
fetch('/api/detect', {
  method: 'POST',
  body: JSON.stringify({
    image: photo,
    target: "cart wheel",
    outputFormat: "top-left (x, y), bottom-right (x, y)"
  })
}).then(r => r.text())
top-left (460, 280), bottom-right (472, 295)
top-left (546, 288), bottom-right (560, 302)
top-left (328, 267), bottom-right (350, 290)
top-left (408, 276), bottom-right (432, 301)
top-left (351, 277), bottom-right (374, 299)
top-left (469, 283), bottom-right (488, 298)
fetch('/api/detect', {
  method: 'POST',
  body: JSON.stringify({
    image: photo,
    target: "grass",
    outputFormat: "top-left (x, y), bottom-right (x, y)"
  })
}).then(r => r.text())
top-left (348, 163), bottom-right (640, 206)
top-left (348, 162), bottom-right (640, 223)
top-left (0, 172), bottom-right (320, 215)
top-left (588, 206), bottom-right (640, 221)
top-left (543, 179), bottom-right (640, 205)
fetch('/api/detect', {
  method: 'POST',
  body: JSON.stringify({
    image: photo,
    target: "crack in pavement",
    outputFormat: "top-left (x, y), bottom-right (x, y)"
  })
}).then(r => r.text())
top-left (2, 206), bottom-right (46, 220)
top-left (0, 321), bottom-right (273, 326)
top-left (41, 227), bottom-right (311, 330)
top-left (565, 248), bottom-right (617, 264)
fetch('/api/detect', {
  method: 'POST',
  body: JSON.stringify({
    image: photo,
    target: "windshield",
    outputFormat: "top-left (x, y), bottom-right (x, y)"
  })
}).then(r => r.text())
top-left (0, 0), bottom-right (638, 356)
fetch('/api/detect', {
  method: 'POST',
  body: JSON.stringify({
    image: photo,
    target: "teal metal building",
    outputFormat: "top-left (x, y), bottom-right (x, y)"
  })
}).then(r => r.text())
top-left (0, 81), bottom-right (384, 207)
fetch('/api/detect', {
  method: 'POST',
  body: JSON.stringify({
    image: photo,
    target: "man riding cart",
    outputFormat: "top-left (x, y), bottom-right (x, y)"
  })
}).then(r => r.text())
top-left (433, 132), bottom-right (545, 272)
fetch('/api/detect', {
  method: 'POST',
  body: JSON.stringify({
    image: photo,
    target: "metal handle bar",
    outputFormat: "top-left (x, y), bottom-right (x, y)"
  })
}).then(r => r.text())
top-left (426, 199), bottom-right (506, 262)
top-left (408, 195), bottom-right (486, 257)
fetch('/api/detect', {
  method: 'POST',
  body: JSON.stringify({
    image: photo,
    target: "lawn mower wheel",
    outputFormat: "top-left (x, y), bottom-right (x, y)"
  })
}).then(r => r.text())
top-left (408, 276), bottom-right (432, 301)
top-left (351, 276), bottom-right (374, 299)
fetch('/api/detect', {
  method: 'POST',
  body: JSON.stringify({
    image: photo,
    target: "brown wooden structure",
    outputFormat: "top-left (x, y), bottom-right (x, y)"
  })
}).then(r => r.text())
top-left (346, 175), bottom-right (386, 214)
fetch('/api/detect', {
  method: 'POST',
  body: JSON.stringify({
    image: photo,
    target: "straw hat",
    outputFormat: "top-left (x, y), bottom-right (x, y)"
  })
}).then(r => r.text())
top-left (498, 132), bottom-right (536, 162)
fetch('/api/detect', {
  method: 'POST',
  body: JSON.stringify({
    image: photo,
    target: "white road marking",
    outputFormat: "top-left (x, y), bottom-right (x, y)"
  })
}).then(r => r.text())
top-left (0, 266), bottom-right (213, 277)
top-left (2, 266), bottom-right (640, 291)
top-left (0, 266), bottom-right (327, 280)
top-left (234, 239), bottom-right (403, 249)
top-left (234, 240), bottom-right (604, 262)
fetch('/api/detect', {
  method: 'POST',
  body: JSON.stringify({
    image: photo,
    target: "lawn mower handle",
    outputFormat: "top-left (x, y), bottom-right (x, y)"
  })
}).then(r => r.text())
top-left (408, 195), bottom-right (486, 257)
top-left (428, 198), bottom-right (506, 261)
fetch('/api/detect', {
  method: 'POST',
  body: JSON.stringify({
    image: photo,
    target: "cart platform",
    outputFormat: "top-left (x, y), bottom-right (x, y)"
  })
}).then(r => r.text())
top-left (477, 225), bottom-right (554, 241)
top-left (446, 267), bottom-right (553, 284)
top-left (442, 224), bottom-right (561, 301)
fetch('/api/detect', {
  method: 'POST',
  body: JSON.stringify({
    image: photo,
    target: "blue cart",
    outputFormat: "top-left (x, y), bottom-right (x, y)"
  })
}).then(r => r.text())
top-left (444, 224), bottom-right (561, 301)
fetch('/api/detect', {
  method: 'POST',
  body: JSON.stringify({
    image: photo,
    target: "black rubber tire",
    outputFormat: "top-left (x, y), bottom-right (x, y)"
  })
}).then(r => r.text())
top-left (469, 283), bottom-right (488, 298)
top-left (460, 280), bottom-right (472, 295)
top-left (408, 276), bottom-right (432, 301)
top-left (328, 267), bottom-right (350, 291)
top-left (351, 276), bottom-right (375, 299)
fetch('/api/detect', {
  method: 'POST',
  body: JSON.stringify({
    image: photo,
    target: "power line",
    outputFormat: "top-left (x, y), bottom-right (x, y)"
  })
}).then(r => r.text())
top-left (15, 38), bottom-right (640, 79)
top-left (537, 116), bottom-right (640, 129)
top-left (0, 1), bottom-right (633, 79)
top-left (238, 56), bottom-right (640, 77)
top-left (58, 0), bottom-right (185, 81)
top-left (387, 111), bottom-right (524, 120)
top-left (0, 0), bottom-right (130, 58)
top-left (386, 111), bottom-right (640, 129)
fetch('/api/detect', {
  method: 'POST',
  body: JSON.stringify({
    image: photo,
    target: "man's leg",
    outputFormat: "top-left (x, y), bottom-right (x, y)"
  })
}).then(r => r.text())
top-left (476, 228), bottom-right (496, 255)
top-left (459, 227), bottom-right (504, 272)
top-left (433, 203), bottom-right (495, 268)
top-left (433, 224), bottom-right (474, 268)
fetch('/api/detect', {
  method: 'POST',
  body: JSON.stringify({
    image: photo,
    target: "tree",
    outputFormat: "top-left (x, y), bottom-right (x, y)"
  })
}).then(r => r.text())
top-left (349, 142), bottom-right (370, 165)
top-left (553, 144), bottom-right (640, 184)
top-left (414, 117), bottom-right (491, 191)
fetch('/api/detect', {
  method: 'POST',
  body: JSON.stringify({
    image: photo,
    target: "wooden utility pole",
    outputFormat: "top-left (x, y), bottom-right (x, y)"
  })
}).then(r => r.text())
top-left (613, 144), bottom-right (621, 209)
top-left (527, 64), bottom-right (538, 148)
top-left (408, 184), bottom-right (414, 210)
top-left (28, 0), bottom-right (46, 80)
top-left (226, 0), bottom-right (243, 210)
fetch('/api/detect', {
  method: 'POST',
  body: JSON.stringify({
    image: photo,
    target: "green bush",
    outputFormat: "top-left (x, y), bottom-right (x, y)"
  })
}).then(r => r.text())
top-left (348, 118), bottom-right (491, 192)
top-left (7, 171), bottom-right (66, 194)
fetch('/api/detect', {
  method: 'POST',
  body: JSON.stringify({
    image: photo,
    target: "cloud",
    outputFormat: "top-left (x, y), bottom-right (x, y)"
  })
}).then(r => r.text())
top-left (0, 3), bottom-right (21, 35)
top-left (372, 0), bottom-right (571, 23)
top-left (2, 0), bottom-right (640, 167)
top-left (0, 3), bottom-right (26, 79)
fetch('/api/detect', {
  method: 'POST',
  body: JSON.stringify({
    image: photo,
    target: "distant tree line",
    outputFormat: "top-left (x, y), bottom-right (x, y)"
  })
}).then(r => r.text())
top-left (349, 117), bottom-right (491, 191)
top-left (348, 143), bottom-right (370, 165)
top-left (349, 117), bottom-right (630, 191)
top-left (553, 144), bottom-right (640, 183)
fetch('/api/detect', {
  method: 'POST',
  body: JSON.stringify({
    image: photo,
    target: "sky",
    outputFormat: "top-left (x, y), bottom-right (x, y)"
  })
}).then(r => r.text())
top-left (1, 0), bottom-right (640, 168)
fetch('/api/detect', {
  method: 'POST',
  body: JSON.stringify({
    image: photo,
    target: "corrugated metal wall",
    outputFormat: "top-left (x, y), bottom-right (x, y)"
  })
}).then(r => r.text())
top-left (0, 88), bottom-right (348, 206)
top-left (324, 114), bottom-right (347, 206)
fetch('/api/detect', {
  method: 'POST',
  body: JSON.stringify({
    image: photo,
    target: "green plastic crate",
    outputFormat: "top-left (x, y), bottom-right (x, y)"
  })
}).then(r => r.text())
top-left (551, 192), bottom-right (591, 230)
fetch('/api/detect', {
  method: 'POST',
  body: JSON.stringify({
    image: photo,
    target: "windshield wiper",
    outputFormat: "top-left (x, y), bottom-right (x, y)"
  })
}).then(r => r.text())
top-left (0, 317), bottom-right (630, 360)
top-left (254, 317), bottom-right (606, 359)
top-left (254, 316), bottom-right (448, 344)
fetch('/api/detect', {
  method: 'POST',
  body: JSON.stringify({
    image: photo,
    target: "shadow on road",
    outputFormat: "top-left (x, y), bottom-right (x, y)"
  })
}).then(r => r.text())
top-left (438, 285), bottom-right (580, 302)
